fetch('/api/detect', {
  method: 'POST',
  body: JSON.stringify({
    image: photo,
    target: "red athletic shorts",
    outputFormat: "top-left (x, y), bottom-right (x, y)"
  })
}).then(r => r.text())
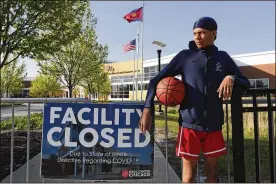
top-left (175, 126), bottom-right (227, 160)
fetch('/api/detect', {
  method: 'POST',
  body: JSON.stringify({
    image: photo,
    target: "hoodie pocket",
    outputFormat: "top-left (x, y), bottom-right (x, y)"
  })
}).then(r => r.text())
top-left (180, 98), bottom-right (205, 123)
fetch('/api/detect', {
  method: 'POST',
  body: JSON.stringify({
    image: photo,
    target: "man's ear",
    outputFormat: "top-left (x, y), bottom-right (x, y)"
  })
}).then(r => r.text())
top-left (213, 31), bottom-right (217, 41)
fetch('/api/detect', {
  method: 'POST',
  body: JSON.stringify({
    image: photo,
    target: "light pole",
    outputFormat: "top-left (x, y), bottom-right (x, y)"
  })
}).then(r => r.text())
top-left (157, 49), bottom-right (162, 112)
top-left (152, 41), bottom-right (166, 113)
top-left (152, 40), bottom-right (168, 182)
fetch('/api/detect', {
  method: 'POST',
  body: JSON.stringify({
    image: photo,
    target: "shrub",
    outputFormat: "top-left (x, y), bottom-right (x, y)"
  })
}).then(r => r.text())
top-left (168, 108), bottom-right (178, 114)
top-left (0, 113), bottom-right (43, 131)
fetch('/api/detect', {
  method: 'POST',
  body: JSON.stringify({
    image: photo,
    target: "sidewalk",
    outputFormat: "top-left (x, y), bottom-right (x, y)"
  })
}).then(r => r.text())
top-left (1, 143), bottom-right (181, 183)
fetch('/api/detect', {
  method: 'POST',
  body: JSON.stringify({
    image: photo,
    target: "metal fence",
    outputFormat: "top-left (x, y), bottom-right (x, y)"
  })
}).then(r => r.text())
top-left (231, 88), bottom-right (276, 183)
top-left (0, 98), bottom-right (90, 183)
top-left (0, 93), bottom-right (275, 183)
top-left (178, 89), bottom-right (276, 183)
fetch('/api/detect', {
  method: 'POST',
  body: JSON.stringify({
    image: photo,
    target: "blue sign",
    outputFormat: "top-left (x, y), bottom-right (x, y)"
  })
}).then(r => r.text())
top-left (40, 103), bottom-right (154, 180)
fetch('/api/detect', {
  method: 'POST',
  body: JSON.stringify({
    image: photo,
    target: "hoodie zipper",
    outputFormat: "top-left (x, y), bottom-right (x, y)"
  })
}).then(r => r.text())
top-left (204, 55), bottom-right (211, 131)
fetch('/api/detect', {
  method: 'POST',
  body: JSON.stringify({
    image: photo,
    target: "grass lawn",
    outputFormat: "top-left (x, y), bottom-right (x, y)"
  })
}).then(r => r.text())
top-left (154, 105), bottom-right (275, 183)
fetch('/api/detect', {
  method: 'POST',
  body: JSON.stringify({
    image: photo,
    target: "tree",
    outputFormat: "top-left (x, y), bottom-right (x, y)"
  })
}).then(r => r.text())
top-left (96, 71), bottom-right (111, 101)
top-left (29, 74), bottom-right (62, 97)
top-left (81, 62), bottom-right (111, 101)
top-left (73, 87), bottom-right (80, 98)
top-left (38, 6), bottom-right (108, 98)
top-left (0, 0), bottom-right (89, 68)
top-left (81, 62), bottom-right (100, 100)
top-left (9, 75), bottom-right (25, 96)
top-left (0, 59), bottom-right (26, 97)
top-left (38, 36), bottom-right (99, 98)
top-left (99, 75), bottom-right (111, 101)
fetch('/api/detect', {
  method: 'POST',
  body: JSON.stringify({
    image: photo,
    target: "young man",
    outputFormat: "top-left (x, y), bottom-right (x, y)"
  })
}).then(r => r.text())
top-left (139, 17), bottom-right (250, 183)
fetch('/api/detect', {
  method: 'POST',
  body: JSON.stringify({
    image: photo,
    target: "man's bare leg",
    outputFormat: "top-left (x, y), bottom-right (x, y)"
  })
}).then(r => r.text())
top-left (204, 156), bottom-right (220, 183)
top-left (182, 157), bottom-right (198, 183)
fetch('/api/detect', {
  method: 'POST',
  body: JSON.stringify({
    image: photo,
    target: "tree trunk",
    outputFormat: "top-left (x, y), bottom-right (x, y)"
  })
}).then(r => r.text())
top-left (68, 85), bottom-right (73, 98)
top-left (88, 91), bottom-right (91, 100)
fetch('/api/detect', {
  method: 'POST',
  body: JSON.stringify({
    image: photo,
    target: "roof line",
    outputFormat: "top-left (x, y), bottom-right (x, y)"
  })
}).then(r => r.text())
top-left (231, 50), bottom-right (275, 58)
top-left (108, 50), bottom-right (275, 64)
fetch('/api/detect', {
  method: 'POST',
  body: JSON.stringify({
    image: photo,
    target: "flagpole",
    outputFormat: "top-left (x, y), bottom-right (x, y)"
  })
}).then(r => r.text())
top-left (140, 1), bottom-right (144, 101)
top-left (136, 23), bottom-right (140, 101)
top-left (123, 6), bottom-right (143, 101)
top-left (132, 46), bottom-right (136, 102)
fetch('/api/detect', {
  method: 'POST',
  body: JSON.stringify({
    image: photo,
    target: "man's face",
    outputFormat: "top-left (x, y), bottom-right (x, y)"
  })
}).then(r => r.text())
top-left (193, 28), bottom-right (217, 48)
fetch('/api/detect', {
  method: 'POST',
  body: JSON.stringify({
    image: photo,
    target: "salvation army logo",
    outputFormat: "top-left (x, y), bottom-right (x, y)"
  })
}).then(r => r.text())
top-left (121, 170), bottom-right (129, 178)
top-left (121, 169), bottom-right (151, 178)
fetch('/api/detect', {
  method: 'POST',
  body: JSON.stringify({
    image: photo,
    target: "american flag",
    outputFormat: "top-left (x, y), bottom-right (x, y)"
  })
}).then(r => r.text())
top-left (123, 39), bottom-right (136, 53)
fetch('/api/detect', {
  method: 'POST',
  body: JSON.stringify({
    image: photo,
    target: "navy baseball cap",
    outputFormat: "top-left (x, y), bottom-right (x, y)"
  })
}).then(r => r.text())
top-left (193, 17), bottom-right (217, 31)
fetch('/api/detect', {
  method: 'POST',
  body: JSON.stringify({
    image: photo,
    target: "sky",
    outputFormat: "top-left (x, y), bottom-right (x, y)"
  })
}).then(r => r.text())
top-left (24, 1), bottom-right (275, 77)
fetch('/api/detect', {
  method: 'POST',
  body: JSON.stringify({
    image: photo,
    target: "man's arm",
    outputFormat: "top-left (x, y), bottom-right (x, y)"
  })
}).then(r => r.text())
top-left (143, 50), bottom-right (184, 109)
top-left (140, 50), bottom-right (184, 134)
top-left (217, 52), bottom-right (250, 100)
top-left (225, 53), bottom-right (250, 89)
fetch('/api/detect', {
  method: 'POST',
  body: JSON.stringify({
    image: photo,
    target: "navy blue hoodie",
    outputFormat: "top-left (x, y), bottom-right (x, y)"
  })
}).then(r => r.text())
top-left (144, 41), bottom-right (250, 132)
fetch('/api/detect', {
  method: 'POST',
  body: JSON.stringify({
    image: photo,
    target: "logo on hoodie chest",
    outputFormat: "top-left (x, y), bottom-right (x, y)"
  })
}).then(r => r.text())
top-left (215, 62), bottom-right (222, 72)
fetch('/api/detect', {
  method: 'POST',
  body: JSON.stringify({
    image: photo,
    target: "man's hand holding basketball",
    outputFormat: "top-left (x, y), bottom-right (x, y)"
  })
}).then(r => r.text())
top-left (139, 108), bottom-right (152, 134)
top-left (217, 75), bottom-right (235, 100)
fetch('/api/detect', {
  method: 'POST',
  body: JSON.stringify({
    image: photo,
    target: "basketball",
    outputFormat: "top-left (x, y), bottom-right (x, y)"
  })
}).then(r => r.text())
top-left (156, 77), bottom-right (186, 107)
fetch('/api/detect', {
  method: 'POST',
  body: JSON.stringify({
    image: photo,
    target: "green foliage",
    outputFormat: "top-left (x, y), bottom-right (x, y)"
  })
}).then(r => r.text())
top-left (81, 66), bottom-right (111, 100)
top-left (37, 5), bottom-right (109, 98)
top-left (80, 20), bottom-right (110, 100)
top-left (29, 74), bottom-right (62, 97)
top-left (0, 113), bottom-right (43, 130)
top-left (0, 59), bottom-right (27, 97)
top-left (0, 0), bottom-right (89, 68)
top-left (100, 77), bottom-right (112, 95)
top-left (73, 87), bottom-right (80, 98)
top-left (168, 108), bottom-right (178, 114)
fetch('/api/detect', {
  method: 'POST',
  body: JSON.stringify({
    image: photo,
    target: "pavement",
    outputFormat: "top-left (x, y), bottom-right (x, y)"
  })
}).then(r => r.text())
top-left (0, 103), bottom-right (44, 121)
top-left (1, 142), bottom-right (181, 183)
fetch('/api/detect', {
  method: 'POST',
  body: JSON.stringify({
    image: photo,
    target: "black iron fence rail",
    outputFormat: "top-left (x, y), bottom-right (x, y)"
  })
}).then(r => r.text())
top-left (231, 88), bottom-right (276, 183)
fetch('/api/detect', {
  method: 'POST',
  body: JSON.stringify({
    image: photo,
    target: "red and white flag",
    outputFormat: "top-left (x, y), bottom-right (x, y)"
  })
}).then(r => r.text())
top-left (122, 39), bottom-right (136, 53)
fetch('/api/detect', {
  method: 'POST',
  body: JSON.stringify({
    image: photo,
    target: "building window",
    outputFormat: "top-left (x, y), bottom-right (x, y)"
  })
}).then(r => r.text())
top-left (111, 84), bottom-right (131, 99)
top-left (144, 67), bottom-right (149, 73)
top-left (143, 64), bottom-right (168, 81)
top-left (111, 74), bottom-right (142, 83)
top-left (249, 78), bottom-right (269, 89)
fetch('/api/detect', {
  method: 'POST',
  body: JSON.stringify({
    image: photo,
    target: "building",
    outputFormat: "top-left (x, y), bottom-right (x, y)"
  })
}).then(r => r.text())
top-left (19, 77), bottom-right (36, 98)
top-left (19, 77), bottom-right (87, 98)
top-left (233, 51), bottom-right (275, 90)
top-left (104, 59), bottom-right (144, 101)
top-left (16, 50), bottom-right (274, 100)
top-left (104, 50), bottom-right (275, 101)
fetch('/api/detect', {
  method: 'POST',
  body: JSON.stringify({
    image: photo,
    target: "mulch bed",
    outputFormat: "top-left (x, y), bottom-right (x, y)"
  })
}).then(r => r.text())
top-left (0, 130), bottom-right (42, 181)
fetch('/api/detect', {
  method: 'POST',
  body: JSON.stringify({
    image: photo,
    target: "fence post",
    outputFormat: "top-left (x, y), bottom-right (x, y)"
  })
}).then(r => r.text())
top-left (231, 86), bottom-right (246, 182)
top-left (267, 92), bottom-right (276, 182)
